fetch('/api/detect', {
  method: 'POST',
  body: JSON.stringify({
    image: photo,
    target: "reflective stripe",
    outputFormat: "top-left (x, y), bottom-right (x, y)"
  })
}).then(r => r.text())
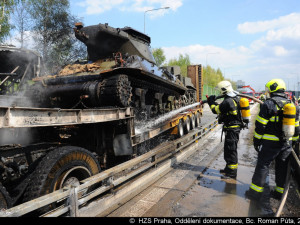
top-left (215, 105), bottom-right (221, 114)
top-left (262, 134), bottom-right (292, 141)
top-left (224, 125), bottom-right (240, 129)
top-left (211, 105), bottom-right (221, 114)
top-left (250, 183), bottom-right (264, 193)
top-left (262, 134), bottom-right (280, 141)
top-left (254, 132), bottom-right (263, 139)
top-left (275, 186), bottom-right (284, 194)
top-left (256, 115), bottom-right (269, 125)
top-left (292, 136), bottom-right (299, 141)
top-left (296, 121), bottom-right (299, 127)
top-left (229, 110), bottom-right (238, 115)
top-left (227, 164), bottom-right (238, 169)
top-left (269, 116), bottom-right (279, 122)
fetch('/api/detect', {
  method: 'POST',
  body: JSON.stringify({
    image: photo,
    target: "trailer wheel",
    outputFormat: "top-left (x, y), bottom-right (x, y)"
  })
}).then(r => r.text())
top-left (23, 146), bottom-right (100, 213)
top-left (190, 115), bottom-right (196, 130)
top-left (177, 119), bottom-right (184, 137)
top-left (195, 112), bottom-right (201, 127)
top-left (184, 117), bottom-right (190, 134)
top-left (0, 183), bottom-right (12, 210)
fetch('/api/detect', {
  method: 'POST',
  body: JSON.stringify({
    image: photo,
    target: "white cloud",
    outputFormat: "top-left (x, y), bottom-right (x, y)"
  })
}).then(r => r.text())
top-left (265, 24), bottom-right (300, 41)
top-left (273, 46), bottom-right (288, 56)
top-left (237, 13), bottom-right (300, 34)
top-left (162, 45), bottom-right (252, 73)
top-left (77, 0), bottom-right (183, 15)
top-left (158, 12), bottom-right (300, 91)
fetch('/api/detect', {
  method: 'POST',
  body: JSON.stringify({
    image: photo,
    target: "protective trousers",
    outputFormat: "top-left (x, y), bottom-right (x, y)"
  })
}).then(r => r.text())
top-left (223, 128), bottom-right (241, 174)
top-left (251, 140), bottom-right (291, 190)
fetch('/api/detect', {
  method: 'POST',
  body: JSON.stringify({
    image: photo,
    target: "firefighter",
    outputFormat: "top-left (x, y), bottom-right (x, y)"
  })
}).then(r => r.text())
top-left (298, 96), bottom-right (300, 105)
top-left (207, 80), bottom-right (245, 179)
top-left (245, 78), bottom-right (300, 201)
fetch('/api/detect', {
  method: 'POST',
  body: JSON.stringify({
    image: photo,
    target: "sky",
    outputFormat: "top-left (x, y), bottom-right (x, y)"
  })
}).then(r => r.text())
top-left (13, 0), bottom-right (300, 92)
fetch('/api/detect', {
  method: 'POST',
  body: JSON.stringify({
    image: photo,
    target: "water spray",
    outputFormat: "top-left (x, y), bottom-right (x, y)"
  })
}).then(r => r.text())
top-left (135, 102), bottom-right (201, 134)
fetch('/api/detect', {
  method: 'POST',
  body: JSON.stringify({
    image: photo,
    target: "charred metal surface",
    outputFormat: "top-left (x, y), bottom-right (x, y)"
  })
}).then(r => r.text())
top-left (0, 46), bottom-right (42, 98)
top-left (29, 23), bottom-right (197, 119)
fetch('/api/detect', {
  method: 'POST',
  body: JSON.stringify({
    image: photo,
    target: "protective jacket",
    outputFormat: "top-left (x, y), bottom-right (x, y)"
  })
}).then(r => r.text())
top-left (210, 96), bottom-right (244, 129)
top-left (254, 93), bottom-right (300, 144)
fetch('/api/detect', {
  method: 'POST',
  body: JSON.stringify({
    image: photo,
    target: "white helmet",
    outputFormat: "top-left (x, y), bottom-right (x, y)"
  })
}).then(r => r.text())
top-left (217, 80), bottom-right (235, 97)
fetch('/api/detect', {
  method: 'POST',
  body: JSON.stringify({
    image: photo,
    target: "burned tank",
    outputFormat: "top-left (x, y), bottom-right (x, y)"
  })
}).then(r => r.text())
top-left (32, 22), bottom-right (197, 118)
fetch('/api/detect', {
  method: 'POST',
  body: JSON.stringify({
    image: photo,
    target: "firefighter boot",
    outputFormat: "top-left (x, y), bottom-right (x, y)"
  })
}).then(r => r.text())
top-left (245, 188), bottom-right (262, 201)
top-left (219, 167), bottom-right (230, 174)
top-left (221, 169), bottom-right (237, 179)
top-left (270, 190), bottom-right (282, 200)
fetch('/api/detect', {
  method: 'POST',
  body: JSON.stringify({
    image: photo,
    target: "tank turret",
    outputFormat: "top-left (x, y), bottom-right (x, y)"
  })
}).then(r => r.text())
top-left (74, 22), bottom-right (155, 64)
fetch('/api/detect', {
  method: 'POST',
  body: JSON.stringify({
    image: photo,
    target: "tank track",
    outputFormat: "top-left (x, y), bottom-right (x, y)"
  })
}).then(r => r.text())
top-left (99, 74), bottom-right (132, 107)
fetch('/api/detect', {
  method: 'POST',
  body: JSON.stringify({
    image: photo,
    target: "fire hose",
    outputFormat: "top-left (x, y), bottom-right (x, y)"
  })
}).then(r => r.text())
top-left (201, 91), bottom-right (264, 105)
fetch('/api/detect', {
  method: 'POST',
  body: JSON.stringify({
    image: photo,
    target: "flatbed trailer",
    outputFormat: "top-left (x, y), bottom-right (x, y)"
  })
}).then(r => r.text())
top-left (0, 103), bottom-right (202, 214)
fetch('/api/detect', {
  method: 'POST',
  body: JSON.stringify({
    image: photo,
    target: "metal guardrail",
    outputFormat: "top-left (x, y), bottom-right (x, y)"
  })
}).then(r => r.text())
top-left (0, 120), bottom-right (218, 217)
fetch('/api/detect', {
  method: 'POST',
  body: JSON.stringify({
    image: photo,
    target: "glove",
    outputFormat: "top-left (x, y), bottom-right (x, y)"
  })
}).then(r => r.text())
top-left (253, 137), bottom-right (262, 152)
top-left (207, 95), bottom-right (216, 105)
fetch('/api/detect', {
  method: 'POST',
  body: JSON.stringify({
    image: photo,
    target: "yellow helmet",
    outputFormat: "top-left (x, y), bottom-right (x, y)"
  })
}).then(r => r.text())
top-left (265, 79), bottom-right (286, 93)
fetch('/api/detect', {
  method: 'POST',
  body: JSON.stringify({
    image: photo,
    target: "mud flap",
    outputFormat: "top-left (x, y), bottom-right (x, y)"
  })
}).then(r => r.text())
top-left (113, 134), bottom-right (133, 156)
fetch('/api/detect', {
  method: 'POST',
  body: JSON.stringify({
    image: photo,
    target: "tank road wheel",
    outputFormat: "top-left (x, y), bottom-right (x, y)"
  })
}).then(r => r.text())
top-left (195, 112), bottom-right (201, 127)
top-left (0, 183), bottom-right (12, 210)
top-left (184, 117), bottom-right (191, 134)
top-left (177, 119), bottom-right (184, 137)
top-left (24, 146), bottom-right (101, 214)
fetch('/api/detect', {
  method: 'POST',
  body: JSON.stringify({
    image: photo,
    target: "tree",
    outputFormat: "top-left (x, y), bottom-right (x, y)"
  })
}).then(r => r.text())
top-left (203, 65), bottom-right (225, 87)
top-left (0, 0), bottom-right (16, 43)
top-left (167, 53), bottom-right (191, 77)
top-left (27, 0), bottom-right (82, 73)
top-left (11, 0), bottom-right (32, 47)
top-left (152, 48), bottom-right (166, 67)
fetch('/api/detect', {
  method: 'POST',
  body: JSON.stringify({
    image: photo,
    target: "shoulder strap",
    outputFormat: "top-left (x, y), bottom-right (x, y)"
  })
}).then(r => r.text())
top-left (231, 96), bottom-right (245, 128)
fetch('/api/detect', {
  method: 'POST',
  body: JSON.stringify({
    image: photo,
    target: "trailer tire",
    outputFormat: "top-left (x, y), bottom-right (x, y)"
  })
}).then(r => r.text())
top-left (184, 117), bottom-right (190, 134)
top-left (177, 119), bottom-right (184, 137)
top-left (195, 112), bottom-right (201, 127)
top-left (23, 146), bottom-right (100, 214)
top-left (0, 183), bottom-right (12, 210)
top-left (190, 114), bottom-right (195, 130)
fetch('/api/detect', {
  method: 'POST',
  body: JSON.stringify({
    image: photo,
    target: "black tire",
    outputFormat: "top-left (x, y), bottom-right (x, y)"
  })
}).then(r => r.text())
top-left (184, 117), bottom-right (190, 134)
top-left (177, 119), bottom-right (184, 137)
top-left (0, 183), bottom-right (12, 210)
top-left (195, 112), bottom-right (201, 127)
top-left (190, 115), bottom-right (195, 130)
top-left (23, 146), bottom-right (101, 213)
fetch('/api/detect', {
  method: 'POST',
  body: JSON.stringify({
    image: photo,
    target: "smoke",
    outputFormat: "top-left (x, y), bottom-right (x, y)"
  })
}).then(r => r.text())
top-left (0, 128), bottom-right (33, 146)
top-left (0, 48), bottom-right (41, 147)
top-left (135, 102), bottom-right (200, 134)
